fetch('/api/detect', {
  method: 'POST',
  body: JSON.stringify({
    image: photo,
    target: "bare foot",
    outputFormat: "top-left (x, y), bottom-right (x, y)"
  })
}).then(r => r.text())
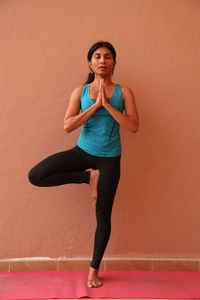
top-left (88, 169), bottom-right (100, 206)
top-left (87, 267), bottom-right (102, 288)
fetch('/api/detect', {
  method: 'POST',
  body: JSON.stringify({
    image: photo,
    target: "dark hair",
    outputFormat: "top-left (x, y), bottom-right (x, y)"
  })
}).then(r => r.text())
top-left (85, 41), bottom-right (116, 84)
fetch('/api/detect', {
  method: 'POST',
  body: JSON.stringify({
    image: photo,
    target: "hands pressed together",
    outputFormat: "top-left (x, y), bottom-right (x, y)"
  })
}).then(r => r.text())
top-left (95, 78), bottom-right (109, 109)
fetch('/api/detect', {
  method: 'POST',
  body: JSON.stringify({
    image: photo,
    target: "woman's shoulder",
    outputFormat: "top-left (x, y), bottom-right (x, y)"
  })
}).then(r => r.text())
top-left (72, 85), bottom-right (84, 93)
top-left (119, 85), bottom-right (135, 101)
top-left (70, 85), bottom-right (85, 98)
top-left (119, 85), bottom-right (133, 92)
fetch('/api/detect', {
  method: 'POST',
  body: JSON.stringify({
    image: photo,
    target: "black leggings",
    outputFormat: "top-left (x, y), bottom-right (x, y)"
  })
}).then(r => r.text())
top-left (28, 145), bottom-right (121, 270)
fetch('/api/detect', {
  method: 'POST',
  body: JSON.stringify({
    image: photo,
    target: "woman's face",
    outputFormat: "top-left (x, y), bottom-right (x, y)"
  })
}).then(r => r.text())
top-left (88, 47), bottom-right (116, 77)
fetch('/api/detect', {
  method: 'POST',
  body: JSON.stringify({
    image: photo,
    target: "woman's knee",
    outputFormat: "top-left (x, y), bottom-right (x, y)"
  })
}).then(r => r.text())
top-left (28, 167), bottom-right (41, 186)
top-left (96, 204), bottom-right (112, 223)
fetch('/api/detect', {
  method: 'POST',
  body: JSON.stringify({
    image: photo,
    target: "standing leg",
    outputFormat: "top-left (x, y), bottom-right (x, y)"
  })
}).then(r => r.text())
top-left (88, 155), bottom-right (121, 287)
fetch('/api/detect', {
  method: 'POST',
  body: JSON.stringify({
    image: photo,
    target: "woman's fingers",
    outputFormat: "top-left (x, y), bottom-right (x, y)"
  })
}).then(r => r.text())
top-left (96, 78), bottom-right (107, 108)
top-left (100, 79), bottom-right (108, 106)
top-left (100, 78), bottom-right (105, 90)
top-left (101, 79), bottom-right (106, 96)
top-left (96, 80), bottom-right (102, 107)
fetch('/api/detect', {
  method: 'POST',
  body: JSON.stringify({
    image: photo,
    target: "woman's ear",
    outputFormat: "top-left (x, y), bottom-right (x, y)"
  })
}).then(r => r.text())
top-left (112, 61), bottom-right (117, 73)
top-left (88, 61), bottom-right (92, 70)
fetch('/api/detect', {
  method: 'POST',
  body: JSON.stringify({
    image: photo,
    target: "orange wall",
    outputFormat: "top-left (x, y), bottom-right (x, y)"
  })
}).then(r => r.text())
top-left (0, 0), bottom-right (200, 260)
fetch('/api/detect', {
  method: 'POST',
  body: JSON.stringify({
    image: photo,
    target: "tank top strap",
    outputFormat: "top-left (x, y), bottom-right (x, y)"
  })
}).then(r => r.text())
top-left (80, 84), bottom-right (88, 108)
top-left (115, 83), bottom-right (122, 94)
top-left (81, 84), bottom-right (88, 98)
top-left (111, 84), bottom-right (124, 111)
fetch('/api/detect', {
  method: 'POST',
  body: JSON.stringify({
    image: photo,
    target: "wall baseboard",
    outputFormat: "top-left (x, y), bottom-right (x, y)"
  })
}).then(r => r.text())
top-left (0, 257), bottom-right (199, 272)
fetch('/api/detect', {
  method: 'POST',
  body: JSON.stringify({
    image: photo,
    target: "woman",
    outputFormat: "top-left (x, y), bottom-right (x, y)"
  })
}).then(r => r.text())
top-left (28, 41), bottom-right (139, 288)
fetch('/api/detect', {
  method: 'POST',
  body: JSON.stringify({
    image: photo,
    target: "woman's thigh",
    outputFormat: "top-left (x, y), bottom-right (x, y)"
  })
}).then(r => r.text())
top-left (28, 146), bottom-right (90, 180)
top-left (95, 156), bottom-right (121, 218)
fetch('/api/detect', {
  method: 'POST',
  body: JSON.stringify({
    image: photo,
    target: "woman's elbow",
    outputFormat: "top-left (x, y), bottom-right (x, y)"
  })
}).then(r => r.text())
top-left (133, 126), bottom-right (139, 133)
top-left (130, 127), bottom-right (139, 134)
top-left (64, 126), bottom-right (71, 133)
top-left (130, 119), bottom-right (139, 134)
top-left (64, 121), bottom-right (72, 133)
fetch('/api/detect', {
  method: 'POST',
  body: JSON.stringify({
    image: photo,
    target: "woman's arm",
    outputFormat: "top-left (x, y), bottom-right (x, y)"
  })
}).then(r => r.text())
top-left (64, 86), bottom-right (101, 133)
top-left (102, 85), bottom-right (139, 133)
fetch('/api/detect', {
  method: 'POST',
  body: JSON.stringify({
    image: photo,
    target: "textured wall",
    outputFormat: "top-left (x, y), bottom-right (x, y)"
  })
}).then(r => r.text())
top-left (0, 0), bottom-right (200, 260)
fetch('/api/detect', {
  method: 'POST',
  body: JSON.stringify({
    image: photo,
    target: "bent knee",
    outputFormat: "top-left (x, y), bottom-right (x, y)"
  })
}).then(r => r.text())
top-left (28, 168), bottom-right (41, 186)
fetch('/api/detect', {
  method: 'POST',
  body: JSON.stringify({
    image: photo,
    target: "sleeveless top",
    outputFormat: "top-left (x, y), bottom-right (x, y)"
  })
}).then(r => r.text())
top-left (77, 83), bottom-right (124, 157)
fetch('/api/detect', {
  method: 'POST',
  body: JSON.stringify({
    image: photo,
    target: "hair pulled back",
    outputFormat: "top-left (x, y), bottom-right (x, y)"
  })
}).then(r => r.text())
top-left (85, 41), bottom-right (116, 84)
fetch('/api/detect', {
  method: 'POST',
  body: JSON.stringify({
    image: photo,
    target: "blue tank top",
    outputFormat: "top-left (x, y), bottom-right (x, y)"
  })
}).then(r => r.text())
top-left (77, 83), bottom-right (124, 157)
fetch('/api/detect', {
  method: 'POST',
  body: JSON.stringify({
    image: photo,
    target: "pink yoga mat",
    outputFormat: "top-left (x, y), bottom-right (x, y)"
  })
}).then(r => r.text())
top-left (0, 269), bottom-right (200, 299)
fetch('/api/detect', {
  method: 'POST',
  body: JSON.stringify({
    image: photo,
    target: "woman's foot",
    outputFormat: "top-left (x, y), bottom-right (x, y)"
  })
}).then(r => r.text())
top-left (88, 169), bottom-right (100, 206)
top-left (87, 267), bottom-right (102, 288)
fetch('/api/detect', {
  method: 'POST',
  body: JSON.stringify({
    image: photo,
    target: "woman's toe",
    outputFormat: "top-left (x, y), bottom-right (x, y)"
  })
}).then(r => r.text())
top-left (87, 280), bottom-right (94, 288)
top-left (94, 280), bottom-right (102, 287)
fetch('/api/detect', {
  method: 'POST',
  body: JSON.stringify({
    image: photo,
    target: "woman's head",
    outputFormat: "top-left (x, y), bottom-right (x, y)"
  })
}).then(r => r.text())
top-left (85, 41), bottom-right (117, 84)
